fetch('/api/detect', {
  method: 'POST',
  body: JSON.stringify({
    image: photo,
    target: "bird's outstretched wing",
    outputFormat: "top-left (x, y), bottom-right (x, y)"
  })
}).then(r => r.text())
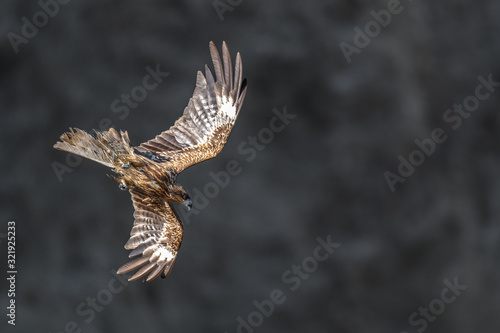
top-left (136, 41), bottom-right (247, 173)
top-left (117, 190), bottom-right (184, 282)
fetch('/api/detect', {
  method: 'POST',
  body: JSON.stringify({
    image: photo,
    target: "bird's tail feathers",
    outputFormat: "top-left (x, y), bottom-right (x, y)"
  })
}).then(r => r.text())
top-left (53, 127), bottom-right (133, 168)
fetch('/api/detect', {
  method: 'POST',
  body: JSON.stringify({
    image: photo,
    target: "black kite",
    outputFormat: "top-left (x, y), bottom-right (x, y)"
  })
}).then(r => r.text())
top-left (54, 42), bottom-right (247, 282)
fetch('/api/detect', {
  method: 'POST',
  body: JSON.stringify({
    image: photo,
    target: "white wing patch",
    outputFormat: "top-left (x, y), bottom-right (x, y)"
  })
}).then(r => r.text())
top-left (155, 247), bottom-right (175, 261)
top-left (220, 99), bottom-right (237, 119)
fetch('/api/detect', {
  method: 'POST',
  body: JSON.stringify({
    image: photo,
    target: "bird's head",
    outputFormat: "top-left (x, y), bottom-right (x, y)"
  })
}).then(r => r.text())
top-left (171, 185), bottom-right (192, 210)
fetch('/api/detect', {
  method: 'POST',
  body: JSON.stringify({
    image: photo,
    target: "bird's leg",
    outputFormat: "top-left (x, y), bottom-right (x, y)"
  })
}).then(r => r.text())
top-left (119, 180), bottom-right (128, 191)
top-left (111, 174), bottom-right (129, 191)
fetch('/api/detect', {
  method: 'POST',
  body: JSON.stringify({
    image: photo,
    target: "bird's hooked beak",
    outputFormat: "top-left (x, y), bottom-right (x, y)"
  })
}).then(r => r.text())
top-left (183, 198), bottom-right (193, 210)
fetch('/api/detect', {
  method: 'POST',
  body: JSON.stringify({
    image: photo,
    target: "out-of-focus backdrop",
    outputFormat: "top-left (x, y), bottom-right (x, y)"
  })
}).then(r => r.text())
top-left (1, 1), bottom-right (500, 332)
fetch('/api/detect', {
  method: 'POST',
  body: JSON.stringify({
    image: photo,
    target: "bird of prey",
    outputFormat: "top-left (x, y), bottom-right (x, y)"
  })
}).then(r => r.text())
top-left (54, 42), bottom-right (247, 282)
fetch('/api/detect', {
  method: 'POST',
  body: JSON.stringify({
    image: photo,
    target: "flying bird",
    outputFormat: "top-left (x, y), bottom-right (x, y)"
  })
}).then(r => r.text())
top-left (54, 42), bottom-right (247, 282)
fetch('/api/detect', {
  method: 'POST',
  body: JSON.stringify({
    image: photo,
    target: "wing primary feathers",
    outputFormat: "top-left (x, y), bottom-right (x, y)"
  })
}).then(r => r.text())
top-left (205, 64), bottom-right (215, 88)
top-left (204, 64), bottom-right (217, 121)
top-left (222, 41), bottom-right (233, 92)
top-left (233, 52), bottom-right (242, 100)
top-left (209, 41), bottom-right (225, 84)
top-left (129, 244), bottom-right (149, 258)
top-left (145, 262), bottom-right (168, 282)
top-left (129, 261), bottom-right (157, 281)
top-left (161, 259), bottom-right (177, 279)
top-left (196, 70), bottom-right (207, 88)
top-left (239, 78), bottom-right (248, 100)
top-left (116, 256), bottom-right (149, 274)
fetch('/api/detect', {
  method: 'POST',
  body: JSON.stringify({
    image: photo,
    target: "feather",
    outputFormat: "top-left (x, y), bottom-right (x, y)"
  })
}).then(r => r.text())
top-left (146, 261), bottom-right (169, 282)
top-left (209, 41), bottom-right (224, 84)
top-left (129, 261), bottom-right (157, 281)
top-left (116, 256), bottom-right (149, 274)
top-left (222, 41), bottom-right (233, 92)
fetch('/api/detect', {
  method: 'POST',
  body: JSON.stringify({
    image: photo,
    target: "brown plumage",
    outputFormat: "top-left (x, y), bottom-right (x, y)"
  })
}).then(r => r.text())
top-left (53, 42), bottom-right (247, 282)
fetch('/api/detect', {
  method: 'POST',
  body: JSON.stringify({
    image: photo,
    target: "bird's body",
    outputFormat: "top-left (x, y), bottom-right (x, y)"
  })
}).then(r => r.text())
top-left (54, 42), bottom-right (247, 282)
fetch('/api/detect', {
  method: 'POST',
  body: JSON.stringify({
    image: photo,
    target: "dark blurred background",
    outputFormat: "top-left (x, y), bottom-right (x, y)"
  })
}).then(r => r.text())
top-left (1, 0), bottom-right (500, 332)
